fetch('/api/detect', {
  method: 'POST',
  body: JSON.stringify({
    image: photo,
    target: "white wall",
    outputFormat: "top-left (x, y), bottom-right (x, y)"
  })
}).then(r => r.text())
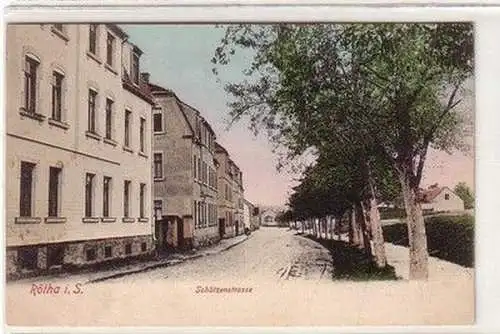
top-left (421, 188), bottom-right (465, 212)
top-left (6, 24), bottom-right (153, 247)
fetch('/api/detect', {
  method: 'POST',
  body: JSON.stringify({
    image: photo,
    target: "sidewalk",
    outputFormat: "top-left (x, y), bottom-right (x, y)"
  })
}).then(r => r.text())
top-left (11, 234), bottom-right (250, 285)
top-left (294, 229), bottom-right (474, 281)
top-left (86, 233), bottom-right (250, 283)
top-left (384, 242), bottom-right (474, 281)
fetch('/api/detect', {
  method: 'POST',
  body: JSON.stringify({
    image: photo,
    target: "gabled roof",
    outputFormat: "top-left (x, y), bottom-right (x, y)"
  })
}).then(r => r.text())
top-left (417, 185), bottom-right (455, 203)
top-left (148, 82), bottom-right (217, 138)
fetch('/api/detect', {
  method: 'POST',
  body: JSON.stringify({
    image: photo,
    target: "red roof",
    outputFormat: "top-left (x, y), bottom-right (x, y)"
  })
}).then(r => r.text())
top-left (417, 184), bottom-right (451, 203)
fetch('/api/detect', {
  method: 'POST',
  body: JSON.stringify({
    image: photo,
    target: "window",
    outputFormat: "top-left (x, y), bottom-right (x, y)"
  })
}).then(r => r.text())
top-left (198, 157), bottom-right (201, 180)
top-left (89, 24), bottom-right (97, 54)
top-left (86, 248), bottom-right (96, 261)
top-left (445, 193), bottom-right (450, 200)
top-left (204, 203), bottom-right (208, 227)
top-left (125, 243), bottom-right (132, 255)
top-left (153, 153), bottom-right (163, 179)
top-left (105, 98), bottom-right (113, 139)
top-left (193, 200), bottom-right (197, 227)
top-left (18, 247), bottom-right (38, 270)
top-left (154, 200), bottom-right (162, 219)
top-left (131, 53), bottom-right (140, 85)
top-left (20, 162), bottom-right (36, 217)
top-left (193, 156), bottom-right (197, 179)
top-left (85, 173), bottom-right (95, 217)
top-left (123, 180), bottom-right (131, 217)
top-left (124, 110), bottom-right (131, 147)
top-left (47, 245), bottom-right (64, 267)
top-left (153, 110), bottom-right (163, 133)
top-left (197, 202), bottom-right (202, 227)
top-left (104, 246), bottom-right (112, 258)
top-left (88, 89), bottom-right (97, 133)
top-left (141, 242), bottom-right (147, 252)
top-left (139, 118), bottom-right (146, 152)
top-left (106, 32), bottom-right (115, 66)
top-left (24, 56), bottom-right (39, 113)
top-left (202, 162), bottom-right (207, 184)
top-left (139, 183), bottom-right (145, 218)
top-left (51, 71), bottom-right (64, 121)
top-left (103, 176), bottom-right (111, 217)
top-left (48, 167), bottom-right (61, 217)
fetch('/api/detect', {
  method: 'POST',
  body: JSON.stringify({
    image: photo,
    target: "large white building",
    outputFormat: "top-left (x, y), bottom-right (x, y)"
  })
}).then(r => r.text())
top-left (6, 24), bottom-right (154, 278)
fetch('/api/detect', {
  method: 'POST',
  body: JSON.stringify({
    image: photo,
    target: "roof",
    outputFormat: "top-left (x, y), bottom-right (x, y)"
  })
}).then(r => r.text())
top-left (131, 43), bottom-right (144, 56)
top-left (149, 82), bottom-right (175, 96)
top-left (215, 142), bottom-right (229, 155)
top-left (122, 67), bottom-right (155, 105)
top-left (106, 24), bottom-right (129, 40)
top-left (417, 185), bottom-right (454, 203)
top-left (148, 82), bottom-right (216, 136)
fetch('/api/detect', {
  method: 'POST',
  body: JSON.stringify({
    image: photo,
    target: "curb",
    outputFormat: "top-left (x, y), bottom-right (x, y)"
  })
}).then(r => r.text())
top-left (87, 235), bottom-right (250, 284)
top-left (222, 235), bottom-right (250, 252)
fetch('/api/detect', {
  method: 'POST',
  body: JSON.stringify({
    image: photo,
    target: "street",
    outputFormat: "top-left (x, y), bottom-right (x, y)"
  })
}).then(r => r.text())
top-left (104, 227), bottom-right (333, 283)
top-left (6, 227), bottom-right (474, 326)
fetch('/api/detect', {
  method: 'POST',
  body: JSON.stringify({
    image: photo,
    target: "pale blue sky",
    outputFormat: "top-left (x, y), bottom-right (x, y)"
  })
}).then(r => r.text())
top-left (123, 24), bottom-right (300, 207)
top-left (122, 24), bottom-right (474, 206)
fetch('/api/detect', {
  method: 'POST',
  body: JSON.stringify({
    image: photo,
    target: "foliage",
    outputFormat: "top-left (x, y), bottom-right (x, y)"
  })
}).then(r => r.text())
top-left (212, 23), bottom-right (474, 279)
top-left (379, 207), bottom-right (407, 220)
top-left (454, 182), bottom-right (475, 209)
top-left (383, 214), bottom-right (474, 267)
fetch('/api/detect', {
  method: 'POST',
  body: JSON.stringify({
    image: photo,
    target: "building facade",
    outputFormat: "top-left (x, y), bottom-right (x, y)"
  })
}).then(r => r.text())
top-left (230, 160), bottom-right (245, 236)
top-left (243, 199), bottom-right (260, 231)
top-left (6, 24), bottom-right (154, 279)
top-left (261, 209), bottom-right (279, 226)
top-left (420, 184), bottom-right (465, 213)
top-left (215, 143), bottom-right (235, 238)
top-left (149, 82), bottom-right (219, 251)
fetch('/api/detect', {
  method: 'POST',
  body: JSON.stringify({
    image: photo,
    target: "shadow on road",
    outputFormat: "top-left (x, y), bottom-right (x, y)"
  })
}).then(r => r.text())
top-left (303, 235), bottom-right (399, 281)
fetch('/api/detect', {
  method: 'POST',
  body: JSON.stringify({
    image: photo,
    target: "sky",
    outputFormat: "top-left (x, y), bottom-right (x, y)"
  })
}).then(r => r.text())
top-left (122, 24), bottom-right (475, 206)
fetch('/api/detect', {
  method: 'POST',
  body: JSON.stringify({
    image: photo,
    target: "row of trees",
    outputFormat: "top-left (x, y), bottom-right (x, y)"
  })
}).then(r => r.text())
top-left (212, 23), bottom-right (473, 280)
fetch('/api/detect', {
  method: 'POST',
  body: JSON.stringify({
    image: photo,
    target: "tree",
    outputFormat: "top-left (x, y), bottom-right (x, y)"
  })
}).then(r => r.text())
top-left (454, 182), bottom-right (474, 209)
top-left (212, 23), bottom-right (473, 279)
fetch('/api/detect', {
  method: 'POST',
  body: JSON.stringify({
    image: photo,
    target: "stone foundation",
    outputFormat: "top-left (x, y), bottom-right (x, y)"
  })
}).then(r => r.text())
top-left (6, 234), bottom-right (153, 281)
top-left (193, 226), bottom-right (220, 249)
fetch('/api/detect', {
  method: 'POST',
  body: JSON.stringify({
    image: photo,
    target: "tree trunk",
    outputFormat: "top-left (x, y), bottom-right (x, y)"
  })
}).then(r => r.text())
top-left (317, 218), bottom-right (321, 239)
top-left (369, 197), bottom-right (387, 268)
top-left (367, 173), bottom-right (387, 268)
top-left (329, 216), bottom-right (333, 240)
top-left (336, 215), bottom-right (342, 241)
top-left (355, 201), bottom-right (371, 253)
top-left (399, 172), bottom-right (429, 280)
top-left (350, 206), bottom-right (362, 247)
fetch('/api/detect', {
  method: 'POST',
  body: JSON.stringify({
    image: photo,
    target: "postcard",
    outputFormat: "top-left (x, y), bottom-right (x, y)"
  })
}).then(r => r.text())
top-left (4, 19), bottom-right (475, 328)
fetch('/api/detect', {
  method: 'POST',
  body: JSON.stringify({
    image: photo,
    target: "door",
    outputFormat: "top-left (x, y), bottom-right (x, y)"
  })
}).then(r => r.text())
top-left (177, 218), bottom-right (184, 250)
top-left (235, 220), bottom-right (239, 236)
top-left (219, 218), bottom-right (225, 238)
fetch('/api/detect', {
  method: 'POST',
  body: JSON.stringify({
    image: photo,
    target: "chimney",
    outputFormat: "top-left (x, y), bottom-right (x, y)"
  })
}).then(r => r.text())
top-left (141, 72), bottom-right (150, 83)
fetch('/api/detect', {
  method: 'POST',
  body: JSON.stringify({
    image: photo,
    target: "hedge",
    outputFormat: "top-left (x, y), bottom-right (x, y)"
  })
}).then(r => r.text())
top-left (382, 214), bottom-right (474, 267)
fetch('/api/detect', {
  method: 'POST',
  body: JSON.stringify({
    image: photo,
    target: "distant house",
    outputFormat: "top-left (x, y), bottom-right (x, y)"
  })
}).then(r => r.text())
top-left (418, 184), bottom-right (465, 213)
top-left (260, 209), bottom-right (279, 227)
